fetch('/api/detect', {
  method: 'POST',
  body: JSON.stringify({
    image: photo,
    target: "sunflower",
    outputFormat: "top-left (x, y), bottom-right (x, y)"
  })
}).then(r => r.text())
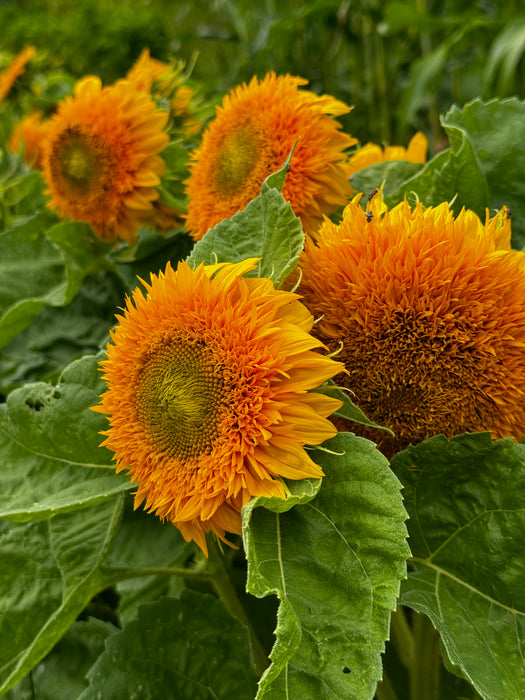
top-left (42, 76), bottom-right (169, 244)
top-left (185, 72), bottom-right (357, 240)
top-left (0, 46), bottom-right (35, 101)
top-left (126, 48), bottom-right (172, 96)
top-left (95, 258), bottom-right (343, 554)
top-left (8, 111), bottom-right (50, 169)
top-left (297, 194), bottom-right (525, 457)
top-left (348, 131), bottom-right (427, 178)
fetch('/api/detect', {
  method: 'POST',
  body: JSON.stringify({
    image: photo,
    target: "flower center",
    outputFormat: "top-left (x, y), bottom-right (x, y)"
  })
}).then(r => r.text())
top-left (212, 125), bottom-right (260, 196)
top-left (52, 127), bottom-right (99, 193)
top-left (136, 340), bottom-right (227, 462)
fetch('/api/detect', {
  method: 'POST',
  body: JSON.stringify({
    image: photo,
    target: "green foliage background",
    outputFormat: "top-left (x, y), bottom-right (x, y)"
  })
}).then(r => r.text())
top-left (2, 0), bottom-right (525, 149)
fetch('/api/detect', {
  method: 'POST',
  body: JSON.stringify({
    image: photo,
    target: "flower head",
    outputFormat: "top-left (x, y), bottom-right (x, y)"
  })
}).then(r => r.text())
top-left (95, 258), bottom-right (343, 553)
top-left (9, 111), bottom-right (50, 169)
top-left (42, 76), bottom-right (169, 243)
top-left (0, 46), bottom-right (35, 101)
top-left (126, 48), bottom-right (172, 95)
top-left (127, 49), bottom-right (202, 137)
top-left (348, 131), bottom-right (427, 178)
top-left (297, 195), bottom-right (525, 456)
top-left (185, 72), bottom-right (357, 240)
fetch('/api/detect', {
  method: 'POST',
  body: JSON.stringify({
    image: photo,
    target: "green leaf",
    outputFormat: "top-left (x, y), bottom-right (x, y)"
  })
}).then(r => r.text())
top-left (441, 98), bottom-right (525, 248)
top-left (391, 433), bottom-right (525, 700)
top-left (186, 185), bottom-right (304, 288)
top-left (5, 619), bottom-right (116, 700)
top-left (389, 128), bottom-right (489, 215)
top-left (0, 271), bottom-right (124, 396)
top-left (262, 144), bottom-right (296, 193)
top-left (243, 433), bottom-right (409, 700)
top-left (318, 380), bottom-right (395, 435)
top-left (103, 502), bottom-right (193, 624)
top-left (79, 591), bottom-right (258, 700)
top-left (0, 214), bottom-right (68, 348)
top-left (350, 160), bottom-right (423, 203)
top-left (0, 496), bottom-right (124, 694)
top-left (112, 228), bottom-right (194, 292)
top-left (45, 221), bottom-right (114, 292)
top-left (0, 353), bottom-right (130, 522)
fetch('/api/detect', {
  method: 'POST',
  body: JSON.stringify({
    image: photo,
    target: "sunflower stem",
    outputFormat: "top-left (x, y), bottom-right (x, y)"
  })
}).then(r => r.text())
top-left (103, 566), bottom-right (216, 587)
top-left (390, 606), bottom-right (414, 668)
top-left (409, 611), bottom-right (441, 700)
top-left (208, 539), bottom-right (268, 677)
top-left (375, 670), bottom-right (400, 700)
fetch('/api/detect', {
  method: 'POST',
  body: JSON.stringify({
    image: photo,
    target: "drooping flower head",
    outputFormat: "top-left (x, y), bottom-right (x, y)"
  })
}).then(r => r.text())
top-left (348, 131), bottom-right (427, 178)
top-left (42, 76), bottom-right (169, 244)
top-left (185, 72), bottom-right (357, 240)
top-left (95, 258), bottom-right (343, 554)
top-left (0, 46), bottom-right (35, 101)
top-left (127, 48), bottom-right (202, 137)
top-left (126, 48), bottom-right (173, 95)
top-left (298, 194), bottom-right (525, 457)
top-left (8, 111), bottom-right (50, 169)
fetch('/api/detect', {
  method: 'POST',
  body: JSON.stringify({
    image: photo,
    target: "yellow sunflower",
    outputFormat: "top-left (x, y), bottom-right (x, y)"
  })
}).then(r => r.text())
top-left (348, 131), bottom-right (428, 178)
top-left (0, 46), bottom-right (35, 101)
top-left (8, 111), bottom-right (50, 169)
top-left (95, 258), bottom-right (343, 554)
top-left (42, 76), bottom-right (169, 244)
top-left (126, 48), bottom-right (172, 96)
top-left (297, 194), bottom-right (525, 457)
top-left (185, 72), bottom-right (357, 240)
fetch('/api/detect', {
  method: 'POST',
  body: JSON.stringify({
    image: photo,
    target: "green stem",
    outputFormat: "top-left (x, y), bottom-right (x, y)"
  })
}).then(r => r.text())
top-left (390, 606), bottom-right (414, 668)
top-left (375, 670), bottom-right (399, 700)
top-left (103, 566), bottom-right (215, 587)
top-left (208, 539), bottom-right (268, 677)
top-left (409, 612), bottom-right (441, 700)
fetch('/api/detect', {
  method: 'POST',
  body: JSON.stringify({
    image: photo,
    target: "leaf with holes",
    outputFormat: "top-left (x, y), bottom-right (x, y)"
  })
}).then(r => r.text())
top-left (0, 353), bottom-right (130, 522)
top-left (392, 433), bottom-right (525, 700)
top-left (243, 432), bottom-right (409, 700)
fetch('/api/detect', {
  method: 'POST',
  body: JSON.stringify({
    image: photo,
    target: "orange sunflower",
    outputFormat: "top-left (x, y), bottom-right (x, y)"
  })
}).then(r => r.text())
top-left (185, 72), bottom-right (357, 240)
top-left (95, 258), bottom-right (343, 554)
top-left (348, 131), bottom-right (427, 178)
top-left (42, 76), bottom-right (169, 244)
top-left (298, 194), bottom-right (525, 457)
top-left (0, 46), bottom-right (35, 101)
top-left (9, 111), bottom-right (50, 169)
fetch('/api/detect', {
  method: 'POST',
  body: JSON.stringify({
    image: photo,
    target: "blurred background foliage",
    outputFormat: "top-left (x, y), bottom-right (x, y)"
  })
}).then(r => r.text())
top-left (1, 0), bottom-right (524, 154)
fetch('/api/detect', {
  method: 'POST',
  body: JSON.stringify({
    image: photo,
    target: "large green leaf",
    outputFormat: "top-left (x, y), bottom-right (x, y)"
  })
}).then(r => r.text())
top-left (79, 591), bottom-right (258, 700)
top-left (350, 160), bottom-right (423, 204)
top-left (362, 99), bottom-right (525, 250)
top-left (0, 217), bottom-right (114, 348)
top-left (0, 353), bottom-right (130, 522)
top-left (391, 433), bottom-right (525, 700)
top-left (5, 619), bottom-right (116, 700)
top-left (0, 271), bottom-right (124, 397)
top-left (386, 127), bottom-right (488, 215)
top-left (186, 181), bottom-right (304, 288)
top-left (243, 433), bottom-right (409, 700)
top-left (0, 496), bottom-right (124, 695)
top-left (103, 501), bottom-right (193, 624)
top-left (0, 215), bottom-right (67, 348)
top-left (441, 98), bottom-right (525, 249)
